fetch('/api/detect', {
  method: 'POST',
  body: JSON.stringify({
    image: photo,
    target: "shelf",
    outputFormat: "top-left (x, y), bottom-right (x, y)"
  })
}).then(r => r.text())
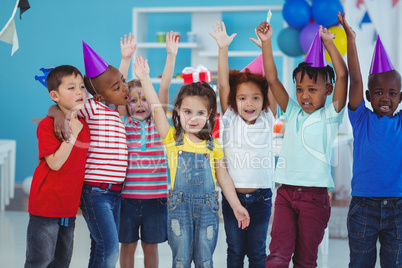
top-left (151, 78), bottom-right (183, 84)
top-left (198, 50), bottom-right (285, 57)
top-left (137, 42), bottom-right (198, 48)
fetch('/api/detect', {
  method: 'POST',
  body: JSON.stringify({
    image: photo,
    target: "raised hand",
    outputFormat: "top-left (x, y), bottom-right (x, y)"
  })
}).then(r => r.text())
top-left (166, 31), bottom-right (179, 57)
top-left (320, 25), bottom-right (336, 45)
top-left (120, 32), bottom-right (137, 60)
top-left (250, 28), bottom-right (262, 48)
top-left (133, 55), bottom-right (150, 80)
top-left (337, 12), bottom-right (356, 39)
top-left (256, 21), bottom-right (273, 42)
top-left (209, 21), bottom-right (237, 49)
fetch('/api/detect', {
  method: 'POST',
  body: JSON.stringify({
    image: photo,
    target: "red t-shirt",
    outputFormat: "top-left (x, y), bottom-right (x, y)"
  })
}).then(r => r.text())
top-left (28, 116), bottom-right (90, 218)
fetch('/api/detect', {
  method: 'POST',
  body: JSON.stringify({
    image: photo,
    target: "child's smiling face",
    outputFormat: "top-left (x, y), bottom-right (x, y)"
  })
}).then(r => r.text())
top-left (235, 81), bottom-right (264, 125)
top-left (367, 70), bottom-right (402, 117)
top-left (295, 72), bottom-right (333, 113)
top-left (93, 66), bottom-right (130, 106)
top-left (178, 95), bottom-right (211, 135)
top-left (127, 86), bottom-right (151, 121)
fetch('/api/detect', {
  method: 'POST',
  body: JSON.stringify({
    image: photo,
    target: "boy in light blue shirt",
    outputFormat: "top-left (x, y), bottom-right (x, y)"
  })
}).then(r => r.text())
top-left (258, 16), bottom-right (348, 267)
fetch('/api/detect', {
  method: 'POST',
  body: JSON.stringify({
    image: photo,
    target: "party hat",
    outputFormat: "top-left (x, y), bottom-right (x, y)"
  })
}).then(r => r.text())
top-left (369, 35), bottom-right (394, 74)
top-left (304, 31), bottom-right (327, 67)
top-left (83, 41), bottom-right (108, 78)
top-left (241, 54), bottom-right (265, 76)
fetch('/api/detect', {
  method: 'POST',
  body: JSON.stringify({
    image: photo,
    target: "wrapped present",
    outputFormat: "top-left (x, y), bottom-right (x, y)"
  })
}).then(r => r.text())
top-left (182, 65), bottom-right (211, 84)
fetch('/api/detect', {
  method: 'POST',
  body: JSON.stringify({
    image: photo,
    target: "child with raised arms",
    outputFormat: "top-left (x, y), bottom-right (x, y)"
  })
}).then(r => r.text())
top-left (132, 55), bottom-right (250, 268)
top-left (118, 31), bottom-right (178, 268)
top-left (49, 36), bottom-right (132, 268)
top-left (210, 21), bottom-right (277, 268)
top-left (258, 20), bottom-right (348, 267)
top-left (338, 13), bottom-right (402, 268)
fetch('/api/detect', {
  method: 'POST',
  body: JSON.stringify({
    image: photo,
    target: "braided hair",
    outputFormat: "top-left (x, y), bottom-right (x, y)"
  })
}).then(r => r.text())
top-left (292, 62), bottom-right (335, 84)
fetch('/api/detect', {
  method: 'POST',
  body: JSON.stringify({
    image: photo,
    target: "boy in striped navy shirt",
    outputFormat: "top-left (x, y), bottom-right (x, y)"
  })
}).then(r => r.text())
top-left (118, 31), bottom-right (178, 268)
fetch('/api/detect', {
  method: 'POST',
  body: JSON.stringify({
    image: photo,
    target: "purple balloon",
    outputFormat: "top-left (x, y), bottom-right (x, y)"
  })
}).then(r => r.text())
top-left (299, 23), bottom-right (320, 54)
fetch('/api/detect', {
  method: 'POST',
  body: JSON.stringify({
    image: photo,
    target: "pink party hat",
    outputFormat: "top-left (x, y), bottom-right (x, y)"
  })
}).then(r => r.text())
top-left (304, 31), bottom-right (327, 67)
top-left (83, 41), bottom-right (108, 78)
top-left (369, 35), bottom-right (394, 74)
top-left (241, 54), bottom-right (265, 76)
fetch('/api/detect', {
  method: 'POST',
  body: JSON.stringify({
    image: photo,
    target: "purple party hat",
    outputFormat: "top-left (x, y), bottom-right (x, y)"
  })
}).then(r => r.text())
top-left (304, 31), bottom-right (327, 67)
top-left (369, 35), bottom-right (394, 74)
top-left (241, 54), bottom-right (265, 76)
top-left (83, 41), bottom-right (108, 78)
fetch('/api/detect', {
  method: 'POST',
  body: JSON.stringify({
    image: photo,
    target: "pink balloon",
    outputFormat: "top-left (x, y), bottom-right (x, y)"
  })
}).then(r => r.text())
top-left (299, 23), bottom-right (320, 54)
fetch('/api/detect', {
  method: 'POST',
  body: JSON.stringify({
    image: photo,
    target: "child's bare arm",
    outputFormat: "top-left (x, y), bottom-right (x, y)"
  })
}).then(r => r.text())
top-left (268, 86), bottom-right (278, 116)
top-left (210, 21), bottom-right (237, 114)
top-left (133, 56), bottom-right (170, 139)
top-left (258, 22), bottom-right (289, 112)
top-left (48, 105), bottom-right (70, 141)
top-left (119, 33), bottom-right (136, 79)
top-left (215, 159), bottom-right (250, 229)
top-left (159, 31), bottom-right (179, 114)
top-left (337, 12), bottom-right (363, 111)
top-left (45, 111), bottom-right (82, 170)
top-left (118, 105), bottom-right (128, 119)
top-left (321, 25), bottom-right (348, 113)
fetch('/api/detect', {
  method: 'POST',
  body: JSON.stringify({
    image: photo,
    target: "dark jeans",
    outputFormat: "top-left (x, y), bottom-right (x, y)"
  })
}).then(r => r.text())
top-left (119, 198), bottom-right (168, 244)
top-left (348, 196), bottom-right (402, 268)
top-left (25, 214), bottom-right (76, 268)
top-left (222, 188), bottom-right (272, 268)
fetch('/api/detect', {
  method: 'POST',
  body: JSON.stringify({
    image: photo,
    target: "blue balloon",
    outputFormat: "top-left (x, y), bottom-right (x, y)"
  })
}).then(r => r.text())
top-left (312, 0), bottom-right (343, 27)
top-left (282, 0), bottom-right (312, 29)
top-left (277, 27), bottom-right (304, 57)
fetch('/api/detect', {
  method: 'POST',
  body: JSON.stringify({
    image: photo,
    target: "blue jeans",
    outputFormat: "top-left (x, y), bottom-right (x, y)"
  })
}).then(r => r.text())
top-left (25, 214), bottom-right (75, 268)
top-left (79, 184), bottom-right (121, 268)
top-left (348, 196), bottom-right (402, 268)
top-left (222, 188), bottom-right (272, 268)
top-left (119, 198), bottom-right (168, 244)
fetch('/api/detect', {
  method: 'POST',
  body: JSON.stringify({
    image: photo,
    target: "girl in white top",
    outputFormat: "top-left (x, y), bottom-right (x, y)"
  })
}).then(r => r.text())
top-left (210, 21), bottom-right (277, 268)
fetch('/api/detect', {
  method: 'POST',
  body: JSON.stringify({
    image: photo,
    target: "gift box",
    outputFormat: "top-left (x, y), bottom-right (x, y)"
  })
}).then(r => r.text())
top-left (182, 65), bottom-right (212, 84)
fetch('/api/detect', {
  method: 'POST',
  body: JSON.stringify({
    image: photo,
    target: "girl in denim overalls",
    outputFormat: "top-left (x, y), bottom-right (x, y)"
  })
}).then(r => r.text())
top-left (133, 55), bottom-right (250, 268)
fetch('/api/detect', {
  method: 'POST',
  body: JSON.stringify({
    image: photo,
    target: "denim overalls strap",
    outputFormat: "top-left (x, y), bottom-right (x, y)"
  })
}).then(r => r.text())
top-left (173, 134), bottom-right (215, 194)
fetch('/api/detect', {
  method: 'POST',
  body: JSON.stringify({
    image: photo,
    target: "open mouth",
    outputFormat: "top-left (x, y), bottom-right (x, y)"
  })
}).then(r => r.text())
top-left (76, 98), bottom-right (84, 103)
top-left (302, 102), bottom-right (312, 106)
top-left (244, 110), bottom-right (255, 115)
top-left (135, 109), bottom-right (146, 114)
top-left (379, 106), bottom-right (391, 113)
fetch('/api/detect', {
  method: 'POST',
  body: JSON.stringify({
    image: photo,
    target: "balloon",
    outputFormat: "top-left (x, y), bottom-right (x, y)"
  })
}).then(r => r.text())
top-left (282, 0), bottom-right (312, 29)
top-left (300, 23), bottom-right (321, 53)
top-left (325, 26), bottom-right (347, 62)
top-left (312, 0), bottom-right (343, 27)
top-left (278, 27), bottom-right (305, 57)
top-left (22, 176), bottom-right (33, 195)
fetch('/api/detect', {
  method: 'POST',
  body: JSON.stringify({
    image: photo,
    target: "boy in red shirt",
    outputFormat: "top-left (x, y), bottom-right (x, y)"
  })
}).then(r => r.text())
top-left (25, 65), bottom-right (90, 268)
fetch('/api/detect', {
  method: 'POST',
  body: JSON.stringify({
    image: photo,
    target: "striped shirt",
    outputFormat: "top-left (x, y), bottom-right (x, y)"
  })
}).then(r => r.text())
top-left (78, 99), bottom-right (128, 183)
top-left (121, 115), bottom-right (168, 199)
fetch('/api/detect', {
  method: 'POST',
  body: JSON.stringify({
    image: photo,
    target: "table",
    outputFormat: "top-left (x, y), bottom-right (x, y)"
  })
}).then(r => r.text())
top-left (0, 140), bottom-right (16, 211)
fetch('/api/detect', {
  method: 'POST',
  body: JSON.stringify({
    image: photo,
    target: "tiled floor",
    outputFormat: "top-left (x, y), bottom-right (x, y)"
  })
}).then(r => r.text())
top-left (0, 188), bottom-right (380, 268)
